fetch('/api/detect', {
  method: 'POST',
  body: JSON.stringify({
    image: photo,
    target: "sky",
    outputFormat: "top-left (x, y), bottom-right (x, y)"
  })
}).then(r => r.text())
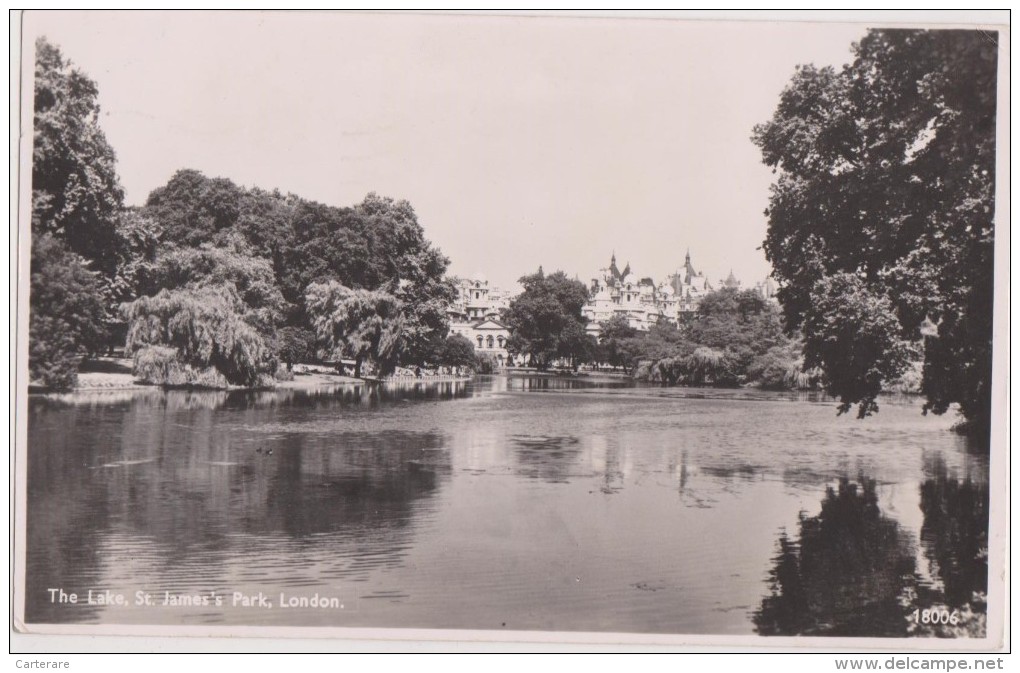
top-left (18, 11), bottom-right (883, 290)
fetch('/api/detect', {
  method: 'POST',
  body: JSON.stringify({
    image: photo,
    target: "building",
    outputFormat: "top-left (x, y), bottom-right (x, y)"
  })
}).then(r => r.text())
top-left (665, 250), bottom-right (715, 317)
top-left (754, 276), bottom-right (779, 304)
top-left (582, 251), bottom-right (714, 336)
top-left (447, 275), bottom-right (515, 366)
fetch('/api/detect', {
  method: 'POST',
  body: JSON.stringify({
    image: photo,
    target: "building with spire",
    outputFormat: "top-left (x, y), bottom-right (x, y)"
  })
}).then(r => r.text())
top-left (721, 269), bottom-right (740, 289)
top-left (582, 251), bottom-right (714, 336)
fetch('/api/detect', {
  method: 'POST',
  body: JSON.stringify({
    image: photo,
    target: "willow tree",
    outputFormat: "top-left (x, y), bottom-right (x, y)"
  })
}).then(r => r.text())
top-left (305, 281), bottom-right (404, 378)
top-left (753, 29), bottom-right (997, 435)
top-left (123, 285), bottom-right (276, 387)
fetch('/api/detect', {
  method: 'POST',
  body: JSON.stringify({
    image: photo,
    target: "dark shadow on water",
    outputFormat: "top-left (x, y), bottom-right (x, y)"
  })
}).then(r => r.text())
top-left (753, 464), bottom-right (988, 637)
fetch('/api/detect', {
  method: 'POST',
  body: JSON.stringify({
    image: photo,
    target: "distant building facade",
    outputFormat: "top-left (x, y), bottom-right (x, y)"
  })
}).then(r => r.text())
top-left (754, 276), bottom-right (779, 304)
top-left (717, 268), bottom-right (780, 305)
top-left (447, 275), bottom-right (514, 366)
top-left (582, 251), bottom-right (714, 336)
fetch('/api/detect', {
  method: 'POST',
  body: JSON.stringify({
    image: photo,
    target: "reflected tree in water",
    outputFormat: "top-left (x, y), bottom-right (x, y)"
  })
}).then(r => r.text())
top-left (753, 476), bottom-right (917, 636)
top-left (754, 466), bottom-right (989, 637)
top-left (509, 434), bottom-right (583, 484)
top-left (910, 455), bottom-right (988, 637)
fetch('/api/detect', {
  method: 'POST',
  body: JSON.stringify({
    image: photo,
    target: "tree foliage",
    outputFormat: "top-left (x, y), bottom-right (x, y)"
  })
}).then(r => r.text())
top-left (621, 287), bottom-right (797, 388)
top-left (32, 37), bottom-right (124, 274)
top-left (275, 326), bottom-right (317, 369)
top-left (803, 274), bottom-right (917, 417)
top-left (30, 38), bottom-right (125, 385)
top-left (305, 281), bottom-right (404, 377)
top-left (596, 315), bottom-right (638, 368)
top-left (29, 235), bottom-right (109, 389)
top-left (104, 210), bottom-right (163, 306)
top-left (141, 172), bottom-right (454, 364)
top-left (437, 333), bottom-right (477, 369)
top-left (123, 285), bottom-right (276, 387)
top-left (144, 236), bottom-right (288, 337)
top-left (752, 29), bottom-right (997, 433)
top-left (502, 268), bottom-right (595, 369)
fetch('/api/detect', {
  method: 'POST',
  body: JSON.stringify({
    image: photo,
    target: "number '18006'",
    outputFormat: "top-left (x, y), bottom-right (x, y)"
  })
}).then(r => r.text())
top-left (912, 608), bottom-right (960, 625)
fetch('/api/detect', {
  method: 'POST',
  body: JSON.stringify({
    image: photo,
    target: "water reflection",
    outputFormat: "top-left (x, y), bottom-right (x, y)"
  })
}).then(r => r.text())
top-left (33, 380), bottom-right (471, 412)
top-left (753, 476), bottom-right (917, 637)
top-left (26, 384), bottom-right (454, 624)
top-left (25, 377), bottom-right (989, 633)
top-left (912, 454), bottom-right (989, 637)
top-left (509, 434), bottom-right (583, 484)
top-left (754, 462), bottom-right (988, 637)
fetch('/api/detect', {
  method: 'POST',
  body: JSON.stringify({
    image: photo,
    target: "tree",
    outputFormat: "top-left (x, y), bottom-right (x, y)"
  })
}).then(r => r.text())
top-left (752, 29), bottom-right (997, 435)
top-left (30, 38), bottom-right (125, 385)
top-left (355, 194), bottom-right (457, 366)
top-left (144, 236), bottom-right (288, 338)
top-left (105, 210), bottom-right (162, 307)
top-left (556, 319), bottom-right (598, 369)
top-left (502, 268), bottom-right (590, 369)
top-left (123, 285), bottom-right (276, 387)
top-left (28, 235), bottom-right (109, 389)
top-left (597, 315), bottom-right (638, 369)
top-left (305, 281), bottom-right (404, 378)
top-left (802, 274), bottom-right (916, 417)
top-left (144, 169), bottom-right (245, 248)
top-left (276, 326), bottom-right (317, 370)
top-left (32, 38), bottom-right (124, 274)
top-left (437, 334), bottom-right (476, 369)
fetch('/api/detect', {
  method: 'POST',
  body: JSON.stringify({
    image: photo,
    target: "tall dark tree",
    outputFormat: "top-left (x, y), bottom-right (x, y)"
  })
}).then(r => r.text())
top-left (437, 333), bottom-right (477, 369)
top-left (30, 38), bottom-right (125, 385)
top-left (502, 269), bottom-right (592, 369)
top-left (354, 194), bottom-right (457, 366)
top-left (753, 30), bottom-right (997, 435)
top-left (597, 314), bottom-right (638, 369)
top-left (32, 37), bottom-right (124, 274)
top-left (29, 235), bottom-right (109, 389)
top-left (305, 281), bottom-right (404, 378)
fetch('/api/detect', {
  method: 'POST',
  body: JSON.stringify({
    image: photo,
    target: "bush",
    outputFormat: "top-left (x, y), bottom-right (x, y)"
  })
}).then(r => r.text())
top-left (28, 314), bottom-right (80, 390)
top-left (276, 326), bottom-right (317, 369)
top-left (28, 235), bottom-right (110, 390)
top-left (437, 334), bottom-right (477, 369)
top-left (474, 353), bottom-right (498, 374)
top-left (133, 345), bottom-right (228, 388)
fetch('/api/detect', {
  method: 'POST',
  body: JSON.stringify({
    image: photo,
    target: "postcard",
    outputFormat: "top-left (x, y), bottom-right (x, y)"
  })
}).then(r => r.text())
top-left (11, 10), bottom-right (1009, 652)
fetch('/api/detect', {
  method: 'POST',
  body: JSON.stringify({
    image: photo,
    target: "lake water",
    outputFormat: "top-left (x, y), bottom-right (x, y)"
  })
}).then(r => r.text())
top-left (23, 376), bottom-right (989, 637)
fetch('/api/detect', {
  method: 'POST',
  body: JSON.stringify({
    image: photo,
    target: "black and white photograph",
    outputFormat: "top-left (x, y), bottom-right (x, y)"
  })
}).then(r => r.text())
top-left (11, 10), bottom-right (1009, 653)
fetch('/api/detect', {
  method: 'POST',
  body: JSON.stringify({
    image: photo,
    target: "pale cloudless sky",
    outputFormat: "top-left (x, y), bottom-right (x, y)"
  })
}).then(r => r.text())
top-left (21, 11), bottom-right (888, 289)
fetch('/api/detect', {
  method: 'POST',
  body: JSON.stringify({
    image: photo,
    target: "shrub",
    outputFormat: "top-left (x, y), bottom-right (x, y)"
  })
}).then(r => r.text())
top-left (29, 235), bottom-right (110, 390)
top-left (132, 345), bottom-right (228, 388)
top-left (474, 353), bottom-right (498, 374)
top-left (28, 314), bottom-right (80, 390)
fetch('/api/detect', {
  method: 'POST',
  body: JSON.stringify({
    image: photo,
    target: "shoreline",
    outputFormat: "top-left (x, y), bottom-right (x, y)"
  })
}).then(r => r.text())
top-left (31, 366), bottom-right (470, 396)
